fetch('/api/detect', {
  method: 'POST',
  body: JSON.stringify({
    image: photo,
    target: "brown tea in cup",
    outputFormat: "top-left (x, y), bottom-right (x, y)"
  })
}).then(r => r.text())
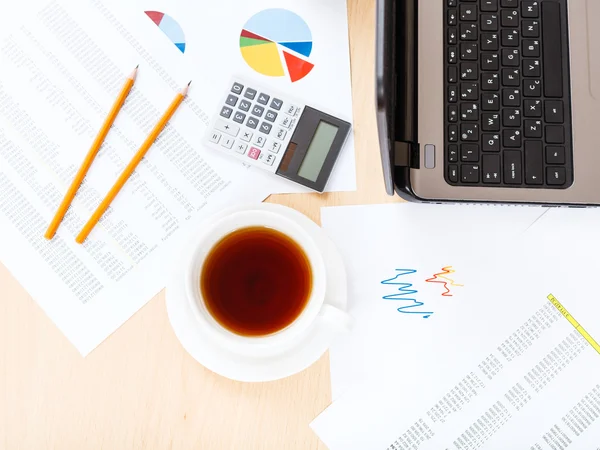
top-left (200, 226), bottom-right (313, 337)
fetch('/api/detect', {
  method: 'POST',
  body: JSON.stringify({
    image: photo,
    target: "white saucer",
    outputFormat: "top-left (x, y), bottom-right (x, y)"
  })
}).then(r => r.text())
top-left (166, 203), bottom-right (348, 382)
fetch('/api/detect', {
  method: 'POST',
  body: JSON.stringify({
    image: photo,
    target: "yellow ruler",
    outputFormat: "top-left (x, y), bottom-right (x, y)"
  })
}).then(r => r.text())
top-left (547, 294), bottom-right (600, 355)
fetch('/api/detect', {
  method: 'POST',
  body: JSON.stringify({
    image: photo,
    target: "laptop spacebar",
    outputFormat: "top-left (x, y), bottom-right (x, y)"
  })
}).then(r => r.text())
top-left (542, 1), bottom-right (564, 98)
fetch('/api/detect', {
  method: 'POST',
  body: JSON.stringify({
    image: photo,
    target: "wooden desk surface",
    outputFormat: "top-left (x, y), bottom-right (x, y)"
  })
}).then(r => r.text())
top-left (0, 0), bottom-right (397, 447)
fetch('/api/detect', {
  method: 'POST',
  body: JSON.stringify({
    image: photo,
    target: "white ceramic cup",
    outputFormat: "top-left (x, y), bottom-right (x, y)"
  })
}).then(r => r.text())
top-left (184, 209), bottom-right (352, 358)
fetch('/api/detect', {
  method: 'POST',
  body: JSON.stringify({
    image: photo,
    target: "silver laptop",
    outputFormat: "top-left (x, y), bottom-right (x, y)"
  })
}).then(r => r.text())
top-left (377, 0), bottom-right (600, 206)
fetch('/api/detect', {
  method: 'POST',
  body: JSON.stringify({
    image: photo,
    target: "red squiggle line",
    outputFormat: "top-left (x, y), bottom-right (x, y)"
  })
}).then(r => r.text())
top-left (425, 266), bottom-right (464, 297)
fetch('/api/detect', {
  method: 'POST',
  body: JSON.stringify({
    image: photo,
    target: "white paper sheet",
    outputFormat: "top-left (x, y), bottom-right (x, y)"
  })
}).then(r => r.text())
top-left (0, 0), bottom-right (275, 355)
top-left (319, 203), bottom-right (550, 400)
top-left (312, 261), bottom-right (600, 449)
top-left (107, 0), bottom-right (356, 193)
top-left (312, 205), bottom-right (600, 449)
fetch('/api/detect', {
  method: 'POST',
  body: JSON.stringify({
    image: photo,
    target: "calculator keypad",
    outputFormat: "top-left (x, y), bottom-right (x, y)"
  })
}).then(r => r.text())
top-left (204, 79), bottom-right (305, 173)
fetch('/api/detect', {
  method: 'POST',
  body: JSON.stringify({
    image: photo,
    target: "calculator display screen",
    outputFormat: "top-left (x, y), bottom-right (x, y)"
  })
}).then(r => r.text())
top-left (297, 121), bottom-right (339, 182)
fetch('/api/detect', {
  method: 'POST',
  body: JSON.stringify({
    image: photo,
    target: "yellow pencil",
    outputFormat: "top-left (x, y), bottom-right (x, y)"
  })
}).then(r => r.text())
top-left (75, 81), bottom-right (191, 244)
top-left (44, 66), bottom-right (139, 240)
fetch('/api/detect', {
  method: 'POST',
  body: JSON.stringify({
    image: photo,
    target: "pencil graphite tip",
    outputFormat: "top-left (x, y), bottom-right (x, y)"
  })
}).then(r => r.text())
top-left (129, 65), bottom-right (139, 81)
top-left (181, 81), bottom-right (192, 96)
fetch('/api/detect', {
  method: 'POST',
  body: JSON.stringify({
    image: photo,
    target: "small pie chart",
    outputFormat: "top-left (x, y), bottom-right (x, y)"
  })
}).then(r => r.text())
top-left (145, 11), bottom-right (186, 54)
top-left (240, 9), bottom-right (315, 83)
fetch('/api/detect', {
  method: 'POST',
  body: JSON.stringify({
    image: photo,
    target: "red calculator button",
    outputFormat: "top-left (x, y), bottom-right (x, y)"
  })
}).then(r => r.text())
top-left (248, 147), bottom-right (261, 160)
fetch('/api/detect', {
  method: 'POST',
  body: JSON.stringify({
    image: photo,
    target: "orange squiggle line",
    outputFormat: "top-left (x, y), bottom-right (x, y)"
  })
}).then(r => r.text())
top-left (425, 266), bottom-right (464, 297)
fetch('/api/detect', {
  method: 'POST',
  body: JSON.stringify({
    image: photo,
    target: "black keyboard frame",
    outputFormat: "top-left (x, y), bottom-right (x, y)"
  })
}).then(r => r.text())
top-left (443, 0), bottom-right (574, 189)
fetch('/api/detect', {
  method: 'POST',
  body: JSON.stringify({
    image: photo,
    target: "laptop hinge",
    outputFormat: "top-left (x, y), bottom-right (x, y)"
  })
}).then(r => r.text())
top-left (394, 141), bottom-right (420, 169)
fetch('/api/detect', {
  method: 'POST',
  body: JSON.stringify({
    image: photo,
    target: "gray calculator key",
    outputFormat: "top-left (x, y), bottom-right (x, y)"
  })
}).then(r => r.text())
top-left (259, 122), bottom-right (272, 134)
top-left (244, 88), bottom-right (257, 100)
top-left (247, 116), bottom-right (259, 129)
top-left (232, 82), bottom-right (244, 94)
top-left (252, 105), bottom-right (265, 117)
top-left (265, 110), bottom-right (278, 122)
top-left (233, 111), bottom-right (246, 124)
top-left (220, 106), bottom-right (233, 119)
top-left (239, 99), bottom-right (251, 112)
top-left (270, 98), bottom-right (283, 110)
top-left (225, 94), bottom-right (238, 107)
top-left (257, 93), bottom-right (270, 105)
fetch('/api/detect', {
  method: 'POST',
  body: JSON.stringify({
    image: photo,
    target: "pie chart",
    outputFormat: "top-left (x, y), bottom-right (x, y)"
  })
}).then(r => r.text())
top-left (240, 9), bottom-right (315, 83)
top-left (145, 11), bottom-right (186, 54)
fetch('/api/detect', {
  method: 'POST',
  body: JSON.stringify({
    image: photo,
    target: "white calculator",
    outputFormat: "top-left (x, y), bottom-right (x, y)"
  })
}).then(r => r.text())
top-left (203, 78), bottom-right (351, 192)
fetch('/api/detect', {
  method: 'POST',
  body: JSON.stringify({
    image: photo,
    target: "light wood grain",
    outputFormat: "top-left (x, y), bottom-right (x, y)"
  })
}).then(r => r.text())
top-left (0, 0), bottom-right (399, 448)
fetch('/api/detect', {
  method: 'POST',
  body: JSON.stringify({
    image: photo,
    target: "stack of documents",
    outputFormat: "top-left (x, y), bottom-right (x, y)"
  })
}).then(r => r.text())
top-left (312, 204), bottom-right (600, 449)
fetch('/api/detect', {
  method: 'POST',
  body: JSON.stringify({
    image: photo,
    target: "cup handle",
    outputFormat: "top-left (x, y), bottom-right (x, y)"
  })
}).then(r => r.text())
top-left (318, 304), bottom-right (353, 333)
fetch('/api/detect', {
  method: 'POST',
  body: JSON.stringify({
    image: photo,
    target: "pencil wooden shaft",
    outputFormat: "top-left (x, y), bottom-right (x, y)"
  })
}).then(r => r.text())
top-left (76, 92), bottom-right (186, 244)
top-left (44, 75), bottom-right (136, 240)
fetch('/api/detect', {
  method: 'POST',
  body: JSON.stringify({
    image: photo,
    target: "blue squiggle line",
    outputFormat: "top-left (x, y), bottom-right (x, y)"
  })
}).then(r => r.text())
top-left (381, 269), bottom-right (432, 319)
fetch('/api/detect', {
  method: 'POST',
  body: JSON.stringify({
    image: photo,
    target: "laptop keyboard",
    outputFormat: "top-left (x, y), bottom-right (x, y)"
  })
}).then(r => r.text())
top-left (444, 0), bottom-right (573, 188)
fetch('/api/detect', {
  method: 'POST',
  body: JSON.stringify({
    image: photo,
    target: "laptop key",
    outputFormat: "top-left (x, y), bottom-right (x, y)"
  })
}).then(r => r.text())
top-left (483, 154), bottom-right (501, 183)
top-left (545, 125), bottom-right (565, 144)
top-left (461, 165), bottom-right (480, 183)
top-left (448, 165), bottom-right (459, 183)
top-left (522, 1), bottom-right (540, 19)
top-left (460, 4), bottom-right (478, 21)
top-left (503, 150), bottom-right (522, 184)
top-left (524, 99), bottom-right (542, 117)
top-left (448, 145), bottom-right (459, 162)
top-left (482, 93), bottom-right (500, 111)
top-left (503, 129), bottom-right (522, 147)
top-left (541, 2), bottom-right (563, 97)
top-left (503, 89), bottom-right (521, 106)
top-left (503, 108), bottom-right (522, 127)
top-left (523, 59), bottom-right (541, 77)
top-left (547, 167), bottom-right (566, 186)
top-left (482, 113), bottom-right (500, 131)
top-left (522, 20), bottom-right (540, 38)
top-left (461, 143), bottom-right (479, 162)
top-left (461, 123), bottom-right (480, 141)
top-left (481, 14), bottom-right (499, 31)
top-left (523, 79), bottom-right (542, 97)
top-left (545, 100), bottom-right (564, 123)
top-left (482, 53), bottom-right (499, 70)
top-left (481, 33), bottom-right (499, 51)
top-left (546, 146), bottom-right (565, 165)
top-left (448, 105), bottom-right (459, 122)
top-left (482, 133), bottom-right (500, 152)
top-left (525, 140), bottom-right (544, 185)
top-left (460, 82), bottom-right (479, 100)
top-left (524, 120), bottom-right (543, 138)
top-left (480, 0), bottom-right (498, 12)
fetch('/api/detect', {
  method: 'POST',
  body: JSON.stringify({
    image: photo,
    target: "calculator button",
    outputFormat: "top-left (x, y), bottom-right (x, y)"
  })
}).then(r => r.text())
top-left (231, 82), bottom-right (244, 94)
top-left (239, 100), bottom-right (251, 112)
top-left (265, 110), bottom-right (278, 122)
top-left (259, 122), bottom-right (273, 134)
top-left (209, 130), bottom-right (222, 144)
top-left (270, 98), bottom-right (283, 110)
top-left (248, 147), bottom-right (261, 160)
top-left (220, 106), bottom-right (233, 119)
top-left (267, 140), bottom-right (281, 153)
top-left (215, 119), bottom-right (240, 137)
top-left (225, 94), bottom-right (238, 107)
top-left (285, 104), bottom-right (299, 116)
top-left (279, 115), bottom-right (292, 128)
top-left (233, 112), bottom-right (246, 124)
top-left (257, 93), bottom-right (270, 105)
top-left (252, 105), bottom-right (265, 117)
top-left (244, 88), bottom-right (257, 100)
top-left (235, 142), bottom-right (248, 154)
top-left (262, 153), bottom-right (276, 166)
top-left (253, 135), bottom-right (266, 147)
top-left (221, 136), bottom-right (235, 149)
top-left (275, 128), bottom-right (287, 140)
top-left (240, 130), bottom-right (253, 142)
top-left (246, 117), bottom-right (259, 129)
